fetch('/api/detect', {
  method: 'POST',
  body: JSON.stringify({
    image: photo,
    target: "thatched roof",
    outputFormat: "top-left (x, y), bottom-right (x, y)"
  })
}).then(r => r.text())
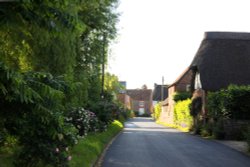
top-left (126, 89), bottom-right (152, 101)
top-left (152, 84), bottom-right (168, 101)
top-left (190, 32), bottom-right (250, 91)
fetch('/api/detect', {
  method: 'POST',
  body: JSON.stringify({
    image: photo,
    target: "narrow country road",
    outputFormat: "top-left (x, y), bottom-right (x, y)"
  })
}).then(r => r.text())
top-left (101, 117), bottom-right (250, 167)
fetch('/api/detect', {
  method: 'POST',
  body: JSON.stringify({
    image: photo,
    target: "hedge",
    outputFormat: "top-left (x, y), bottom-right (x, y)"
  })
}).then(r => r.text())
top-left (206, 85), bottom-right (250, 140)
top-left (207, 85), bottom-right (250, 120)
top-left (153, 103), bottom-right (162, 121)
top-left (174, 99), bottom-right (193, 131)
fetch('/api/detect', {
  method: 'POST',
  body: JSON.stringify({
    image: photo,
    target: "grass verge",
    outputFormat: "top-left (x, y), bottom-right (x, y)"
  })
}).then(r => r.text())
top-left (0, 120), bottom-right (123, 167)
top-left (0, 153), bottom-right (14, 167)
top-left (0, 143), bottom-right (17, 167)
top-left (69, 120), bottom-right (123, 167)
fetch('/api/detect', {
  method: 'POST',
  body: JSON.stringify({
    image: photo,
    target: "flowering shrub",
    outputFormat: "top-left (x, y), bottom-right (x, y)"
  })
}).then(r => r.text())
top-left (66, 107), bottom-right (100, 136)
top-left (88, 112), bottom-right (100, 133)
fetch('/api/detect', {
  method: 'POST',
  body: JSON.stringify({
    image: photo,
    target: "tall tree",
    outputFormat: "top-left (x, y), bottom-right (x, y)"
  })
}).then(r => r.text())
top-left (0, 0), bottom-right (119, 107)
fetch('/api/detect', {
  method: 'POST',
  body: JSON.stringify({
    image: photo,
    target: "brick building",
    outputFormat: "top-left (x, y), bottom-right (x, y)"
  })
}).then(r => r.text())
top-left (126, 88), bottom-right (153, 115)
top-left (117, 94), bottom-right (132, 110)
top-left (159, 68), bottom-right (192, 124)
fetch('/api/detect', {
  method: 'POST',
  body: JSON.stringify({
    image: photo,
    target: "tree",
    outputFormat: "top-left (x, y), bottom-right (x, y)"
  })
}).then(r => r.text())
top-left (141, 84), bottom-right (148, 90)
top-left (0, 0), bottom-right (120, 166)
top-left (0, 0), bottom-right (119, 107)
top-left (104, 73), bottom-right (122, 94)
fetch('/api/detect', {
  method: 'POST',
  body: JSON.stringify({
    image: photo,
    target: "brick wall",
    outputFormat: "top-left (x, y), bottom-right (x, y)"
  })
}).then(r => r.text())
top-left (159, 105), bottom-right (174, 124)
top-left (159, 86), bottom-right (175, 124)
top-left (175, 70), bottom-right (192, 92)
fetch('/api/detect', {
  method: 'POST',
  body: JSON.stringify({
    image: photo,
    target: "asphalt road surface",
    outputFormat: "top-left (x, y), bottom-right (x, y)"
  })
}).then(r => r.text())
top-left (101, 117), bottom-right (250, 167)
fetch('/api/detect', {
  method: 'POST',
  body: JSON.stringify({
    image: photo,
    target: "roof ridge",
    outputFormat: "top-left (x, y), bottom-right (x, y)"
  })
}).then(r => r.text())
top-left (205, 31), bottom-right (250, 40)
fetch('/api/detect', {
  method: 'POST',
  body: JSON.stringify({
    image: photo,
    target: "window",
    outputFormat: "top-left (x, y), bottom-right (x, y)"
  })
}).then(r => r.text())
top-left (195, 72), bottom-right (202, 89)
top-left (139, 101), bottom-right (144, 107)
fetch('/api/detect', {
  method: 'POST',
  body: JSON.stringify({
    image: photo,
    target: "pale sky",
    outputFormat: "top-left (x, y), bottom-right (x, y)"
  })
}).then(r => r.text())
top-left (108, 0), bottom-right (250, 89)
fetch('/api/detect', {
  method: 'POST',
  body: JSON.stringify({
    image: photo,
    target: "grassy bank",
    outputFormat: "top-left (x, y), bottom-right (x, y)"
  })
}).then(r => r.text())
top-left (0, 153), bottom-right (14, 167)
top-left (69, 120), bottom-right (123, 167)
top-left (0, 120), bottom-right (123, 167)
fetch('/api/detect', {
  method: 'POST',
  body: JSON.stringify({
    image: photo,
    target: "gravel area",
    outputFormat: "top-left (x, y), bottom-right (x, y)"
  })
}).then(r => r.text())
top-left (216, 140), bottom-right (249, 155)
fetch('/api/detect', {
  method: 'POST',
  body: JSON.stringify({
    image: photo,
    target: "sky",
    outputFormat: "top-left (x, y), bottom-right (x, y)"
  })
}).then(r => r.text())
top-left (108, 0), bottom-right (250, 89)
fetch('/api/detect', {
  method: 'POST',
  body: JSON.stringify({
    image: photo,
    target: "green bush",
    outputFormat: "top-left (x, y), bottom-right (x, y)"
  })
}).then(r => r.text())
top-left (207, 85), bottom-right (250, 140)
top-left (129, 110), bottom-right (135, 118)
top-left (134, 111), bottom-right (139, 117)
top-left (140, 113), bottom-right (151, 117)
top-left (88, 101), bottom-right (119, 128)
top-left (118, 109), bottom-right (134, 123)
top-left (207, 85), bottom-right (250, 120)
top-left (200, 123), bottom-right (213, 137)
top-left (173, 92), bottom-right (192, 102)
top-left (0, 64), bottom-right (77, 167)
top-left (225, 85), bottom-right (250, 120)
top-left (120, 109), bottom-right (134, 119)
top-left (174, 99), bottom-right (193, 130)
top-left (207, 90), bottom-right (230, 120)
top-left (153, 103), bottom-right (162, 121)
top-left (212, 119), bottom-right (225, 139)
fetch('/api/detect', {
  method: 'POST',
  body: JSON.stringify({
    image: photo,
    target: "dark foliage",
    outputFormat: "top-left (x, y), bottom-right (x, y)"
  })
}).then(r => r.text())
top-left (190, 97), bottom-right (202, 117)
top-left (0, 63), bottom-right (77, 167)
top-left (205, 85), bottom-right (250, 140)
top-left (0, 0), bottom-right (121, 166)
top-left (207, 85), bottom-right (250, 120)
top-left (173, 92), bottom-right (192, 102)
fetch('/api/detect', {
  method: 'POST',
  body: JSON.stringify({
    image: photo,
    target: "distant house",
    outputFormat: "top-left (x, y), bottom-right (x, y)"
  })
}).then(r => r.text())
top-left (159, 68), bottom-right (192, 124)
top-left (126, 88), bottom-right (153, 115)
top-left (152, 84), bottom-right (168, 102)
top-left (190, 31), bottom-right (250, 117)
